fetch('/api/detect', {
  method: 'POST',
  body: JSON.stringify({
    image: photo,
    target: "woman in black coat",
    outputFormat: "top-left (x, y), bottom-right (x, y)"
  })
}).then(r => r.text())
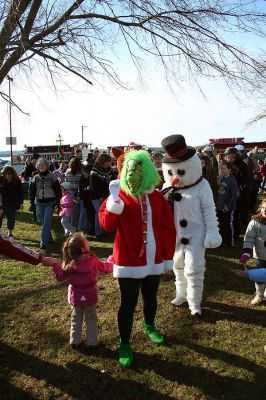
top-left (0, 166), bottom-right (24, 237)
top-left (224, 148), bottom-right (251, 243)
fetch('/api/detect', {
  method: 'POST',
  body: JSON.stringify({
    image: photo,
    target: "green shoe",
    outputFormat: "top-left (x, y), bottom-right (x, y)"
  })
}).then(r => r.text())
top-left (119, 342), bottom-right (133, 367)
top-left (142, 321), bottom-right (164, 345)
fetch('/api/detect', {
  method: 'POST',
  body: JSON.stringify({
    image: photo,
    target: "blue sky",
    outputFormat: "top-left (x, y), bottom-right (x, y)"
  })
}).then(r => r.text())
top-left (0, 70), bottom-right (264, 151)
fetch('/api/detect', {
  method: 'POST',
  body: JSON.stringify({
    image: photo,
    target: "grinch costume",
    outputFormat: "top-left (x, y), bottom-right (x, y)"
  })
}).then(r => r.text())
top-left (99, 150), bottom-right (176, 367)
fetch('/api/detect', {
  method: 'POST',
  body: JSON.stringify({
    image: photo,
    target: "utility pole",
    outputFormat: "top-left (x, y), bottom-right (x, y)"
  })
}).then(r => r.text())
top-left (7, 75), bottom-right (13, 164)
top-left (56, 134), bottom-right (64, 147)
top-left (81, 125), bottom-right (87, 144)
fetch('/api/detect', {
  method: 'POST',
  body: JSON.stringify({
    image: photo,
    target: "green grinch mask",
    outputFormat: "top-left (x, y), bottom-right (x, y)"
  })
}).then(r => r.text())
top-left (126, 160), bottom-right (143, 194)
top-left (120, 150), bottom-right (160, 197)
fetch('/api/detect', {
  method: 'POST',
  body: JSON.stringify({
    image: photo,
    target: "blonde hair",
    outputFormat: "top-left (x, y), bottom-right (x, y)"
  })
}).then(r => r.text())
top-left (258, 199), bottom-right (266, 213)
top-left (62, 232), bottom-right (90, 273)
top-left (252, 199), bottom-right (266, 222)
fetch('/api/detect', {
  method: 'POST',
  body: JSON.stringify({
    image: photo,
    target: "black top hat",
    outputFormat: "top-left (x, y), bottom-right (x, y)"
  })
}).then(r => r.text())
top-left (161, 135), bottom-right (196, 163)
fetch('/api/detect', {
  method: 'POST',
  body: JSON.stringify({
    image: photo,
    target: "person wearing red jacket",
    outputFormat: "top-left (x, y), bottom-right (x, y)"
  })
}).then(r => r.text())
top-left (0, 228), bottom-right (42, 265)
top-left (99, 150), bottom-right (176, 368)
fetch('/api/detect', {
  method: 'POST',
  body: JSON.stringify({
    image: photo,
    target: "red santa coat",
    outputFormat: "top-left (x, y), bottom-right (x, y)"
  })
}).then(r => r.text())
top-left (0, 229), bottom-right (42, 265)
top-left (99, 189), bottom-right (176, 278)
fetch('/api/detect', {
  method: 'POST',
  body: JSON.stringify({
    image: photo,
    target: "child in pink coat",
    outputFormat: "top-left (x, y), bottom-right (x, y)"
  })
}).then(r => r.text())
top-left (45, 232), bottom-right (113, 348)
top-left (59, 182), bottom-right (77, 236)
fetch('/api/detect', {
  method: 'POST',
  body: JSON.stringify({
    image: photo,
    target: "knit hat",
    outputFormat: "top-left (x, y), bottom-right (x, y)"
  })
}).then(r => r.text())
top-left (235, 144), bottom-right (245, 151)
top-left (61, 182), bottom-right (72, 190)
top-left (203, 145), bottom-right (213, 153)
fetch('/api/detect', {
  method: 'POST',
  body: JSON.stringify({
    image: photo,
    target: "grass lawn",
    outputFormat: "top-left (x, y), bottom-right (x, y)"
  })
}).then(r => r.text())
top-left (0, 201), bottom-right (265, 400)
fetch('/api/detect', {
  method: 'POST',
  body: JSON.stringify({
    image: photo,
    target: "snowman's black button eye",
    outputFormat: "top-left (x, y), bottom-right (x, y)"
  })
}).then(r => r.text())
top-left (177, 169), bottom-right (185, 176)
top-left (168, 170), bottom-right (173, 176)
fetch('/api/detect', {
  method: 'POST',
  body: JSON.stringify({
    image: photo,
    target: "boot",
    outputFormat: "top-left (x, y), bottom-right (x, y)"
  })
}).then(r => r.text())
top-left (142, 320), bottom-right (164, 345)
top-left (251, 290), bottom-right (264, 305)
top-left (119, 342), bottom-right (133, 367)
top-left (171, 297), bottom-right (187, 306)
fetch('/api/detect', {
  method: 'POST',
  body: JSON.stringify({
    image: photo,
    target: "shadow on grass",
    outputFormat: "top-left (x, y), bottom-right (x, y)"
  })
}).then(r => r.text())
top-left (0, 342), bottom-right (174, 400)
top-left (180, 340), bottom-right (265, 375)
top-left (202, 301), bottom-right (266, 327)
top-left (204, 266), bottom-right (257, 297)
top-left (14, 209), bottom-right (39, 226)
top-left (0, 283), bottom-right (63, 309)
top-left (0, 376), bottom-right (36, 400)
top-left (130, 348), bottom-right (265, 400)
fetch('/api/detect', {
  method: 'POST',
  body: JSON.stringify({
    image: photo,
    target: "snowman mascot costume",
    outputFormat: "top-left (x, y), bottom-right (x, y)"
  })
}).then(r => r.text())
top-left (161, 135), bottom-right (222, 317)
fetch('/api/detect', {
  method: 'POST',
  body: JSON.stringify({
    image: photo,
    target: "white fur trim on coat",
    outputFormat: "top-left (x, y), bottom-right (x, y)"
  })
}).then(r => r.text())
top-left (106, 196), bottom-right (124, 215)
top-left (113, 262), bottom-right (165, 278)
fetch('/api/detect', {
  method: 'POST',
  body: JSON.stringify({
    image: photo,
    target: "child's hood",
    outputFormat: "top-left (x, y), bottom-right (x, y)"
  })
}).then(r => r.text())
top-left (63, 191), bottom-right (73, 198)
top-left (74, 253), bottom-right (95, 272)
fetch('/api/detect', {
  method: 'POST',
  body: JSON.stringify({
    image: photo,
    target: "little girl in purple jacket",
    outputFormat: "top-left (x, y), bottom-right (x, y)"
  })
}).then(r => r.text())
top-left (47, 232), bottom-right (113, 348)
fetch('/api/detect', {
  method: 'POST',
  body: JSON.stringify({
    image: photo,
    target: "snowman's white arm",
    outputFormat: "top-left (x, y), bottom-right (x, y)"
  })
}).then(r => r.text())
top-left (199, 180), bottom-right (219, 234)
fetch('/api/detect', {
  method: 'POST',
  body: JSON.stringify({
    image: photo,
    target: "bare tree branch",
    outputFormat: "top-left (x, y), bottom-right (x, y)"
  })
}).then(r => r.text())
top-left (0, 90), bottom-right (30, 114)
top-left (0, 0), bottom-right (265, 106)
top-left (247, 109), bottom-right (266, 126)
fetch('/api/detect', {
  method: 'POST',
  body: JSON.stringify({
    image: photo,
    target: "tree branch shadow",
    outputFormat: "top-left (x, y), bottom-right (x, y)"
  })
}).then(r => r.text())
top-left (0, 341), bottom-right (175, 400)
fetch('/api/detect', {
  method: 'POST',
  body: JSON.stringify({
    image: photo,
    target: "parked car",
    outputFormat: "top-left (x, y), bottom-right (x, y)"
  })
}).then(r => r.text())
top-left (1, 162), bottom-right (24, 175)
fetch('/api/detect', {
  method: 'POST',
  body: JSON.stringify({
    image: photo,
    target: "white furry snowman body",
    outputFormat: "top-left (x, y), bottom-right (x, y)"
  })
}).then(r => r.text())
top-left (162, 154), bottom-right (221, 315)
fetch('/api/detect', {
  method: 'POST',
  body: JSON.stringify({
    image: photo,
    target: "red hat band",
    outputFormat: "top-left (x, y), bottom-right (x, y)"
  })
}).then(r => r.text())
top-left (167, 146), bottom-right (188, 159)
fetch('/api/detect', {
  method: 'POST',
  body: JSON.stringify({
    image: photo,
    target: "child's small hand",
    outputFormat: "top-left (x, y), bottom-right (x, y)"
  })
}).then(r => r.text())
top-left (42, 257), bottom-right (58, 267)
top-left (239, 253), bottom-right (250, 264)
top-left (107, 254), bottom-right (115, 263)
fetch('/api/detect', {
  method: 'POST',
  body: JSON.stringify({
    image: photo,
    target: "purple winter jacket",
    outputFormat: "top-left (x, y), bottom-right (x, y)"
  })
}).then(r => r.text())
top-left (52, 253), bottom-right (113, 307)
top-left (59, 191), bottom-right (75, 217)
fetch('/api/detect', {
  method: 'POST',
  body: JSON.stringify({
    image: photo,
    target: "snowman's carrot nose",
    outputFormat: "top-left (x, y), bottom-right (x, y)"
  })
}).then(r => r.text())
top-left (172, 177), bottom-right (179, 186)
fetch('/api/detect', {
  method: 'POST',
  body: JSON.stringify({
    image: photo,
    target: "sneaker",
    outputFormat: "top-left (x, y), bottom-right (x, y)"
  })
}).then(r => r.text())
top-left (171, 297), bottom-right (187, 306)
top-left (119, 342), bottom-right (133, 367)
top-left (251, 290), bottom-right (264, 305)
top-left (40, 244), bottom-right (47, 250)
top-left (142, 320), bottom-right (164, 345)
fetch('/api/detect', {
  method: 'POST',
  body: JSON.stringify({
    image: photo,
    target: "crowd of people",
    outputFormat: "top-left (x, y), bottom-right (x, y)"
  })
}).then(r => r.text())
top-left (0, 140), bottom-right (265, 366)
